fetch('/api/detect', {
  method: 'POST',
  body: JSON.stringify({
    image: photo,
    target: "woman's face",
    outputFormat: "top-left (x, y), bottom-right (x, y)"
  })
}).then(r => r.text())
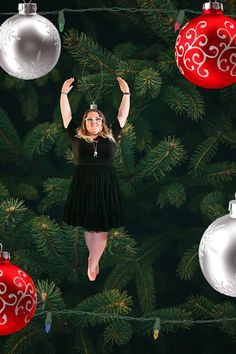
top-left (85, 111), bottom-right (103, 136)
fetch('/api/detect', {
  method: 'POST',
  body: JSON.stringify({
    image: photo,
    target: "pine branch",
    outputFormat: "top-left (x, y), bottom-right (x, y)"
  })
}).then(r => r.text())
top-left (136, 136), bottom-right (185, 179)
top-left (161, 82), bottom-right (205, 121)
top-left (31, 216), bottom-right (64, 262)
top-left (3, 324), bottom-right (51, 354)
top-left (10, 183), bottom-right (38, 201)
top-left (157, 182), bottom-right (186, 208)
top-left (200, 191), bottom-right (226, 221)
top-left (136, 236), bottom-right (167, 266)
top-left (137, 0), bottom-right (177, 43)
top-left (11, 249), bottom-right (45, 280)
top-left (196, 162), bottom-right (236, 185)
top-left (158, 48), bottom-right (179, 75)
top-left (77, 72), bottom-right (118, 98)
top-left (61, 224), bottom-right (88, 284)
top-left (0, 198), bottom-right (27, 227)
top-left (75, 290), bottom-right (133, 327)
top-left (134, 67), bottom-right (162, 98)
top-left (188, 136), bottom-right (219, 176)
top-left (104, 258), bottom-right (136, 290)
top-left (2, 76), bottom-right (26, 91)
top-left (104, 320), bottom-right (133, 345)
top-left (36, 279), bottom-right (66, 313)
top-left (177, 244), bottom-right (199, 280)
top-left (63, 30), bottom-right (119, 74)
top-left (113, 42), bottom-right (140, 60)
top-left (135, 263), bottom-right (156, 313)
top-left (0, 107), bottom-right (23, 162)
top-left (134, 118), bottom-right (154, 153)
top-left (0, 182), bottom-right (9, 202)
top-left (114, 123), bottom-right (136, 197)
top-left (116, 58), bottom-right (157, 80)
top-left (17, 84), bottom-right (39, 121)
top-left (38, 177), bottom-right (71, 212)
top-left (139, 307), bottom-right (193, 336)
top-left (74, 329), bottom-right (97, 354)
top-left (185, 295), bottom-right (218, 318)
top-left (23, 122), bottom-right (62, 160)
top-left (105, 228), bottom-right (138, 258)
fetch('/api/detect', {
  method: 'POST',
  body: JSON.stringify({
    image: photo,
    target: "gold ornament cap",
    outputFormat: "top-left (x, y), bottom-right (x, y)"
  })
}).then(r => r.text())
top-left (18, 3), bottom-right (37, 15)
top-left (202, 2), bottom-right (223, 11)
top-left (0, 244), bottom-right (10, 260)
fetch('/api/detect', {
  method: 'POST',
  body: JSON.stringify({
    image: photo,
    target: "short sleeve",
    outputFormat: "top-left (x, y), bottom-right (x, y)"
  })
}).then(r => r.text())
top-left (111, 118), bottom-right (122, 140)
top-left (66, 118), bottom-right (77, 139)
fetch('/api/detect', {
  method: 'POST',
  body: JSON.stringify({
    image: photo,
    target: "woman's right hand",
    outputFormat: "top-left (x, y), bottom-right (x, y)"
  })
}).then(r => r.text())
top-left (61, 77), bottom-right (75, 94)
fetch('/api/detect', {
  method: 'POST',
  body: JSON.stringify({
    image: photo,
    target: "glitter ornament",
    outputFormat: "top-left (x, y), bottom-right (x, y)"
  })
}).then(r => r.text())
top-left (0, 3), bottom-right (61, 80)
top-left (0, 245), bottom-right (37, 335)
top-left (175, 2), bottom-right (236, 89)
top-left (199, 196), bottom-right (236, 297)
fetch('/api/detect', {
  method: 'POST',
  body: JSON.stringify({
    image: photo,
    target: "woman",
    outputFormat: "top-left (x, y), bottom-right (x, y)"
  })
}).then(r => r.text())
top-left (60, 77), bottom-right (130, 281)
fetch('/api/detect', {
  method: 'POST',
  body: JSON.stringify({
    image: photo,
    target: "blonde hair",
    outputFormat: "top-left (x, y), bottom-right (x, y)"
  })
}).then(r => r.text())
top-left (76, 109), bottom-right (116, 143)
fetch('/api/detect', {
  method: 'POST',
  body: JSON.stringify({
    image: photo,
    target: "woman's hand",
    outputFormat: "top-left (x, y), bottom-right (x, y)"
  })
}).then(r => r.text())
top-left (117, 77), bottom-right (130, 94)
top-left (61, 77), bottom-right (75, 94)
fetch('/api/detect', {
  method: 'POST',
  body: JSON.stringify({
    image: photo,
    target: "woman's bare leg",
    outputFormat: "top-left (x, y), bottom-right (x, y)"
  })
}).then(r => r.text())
top-left (85, 231), bottom-right (108, 280)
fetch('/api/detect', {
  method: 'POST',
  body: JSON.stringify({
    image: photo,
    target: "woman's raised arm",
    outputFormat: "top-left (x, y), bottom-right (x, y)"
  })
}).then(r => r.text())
top-left (60, 77), bottom-right (75, 128)
top-left (117, 77), bottom-right (130, 128)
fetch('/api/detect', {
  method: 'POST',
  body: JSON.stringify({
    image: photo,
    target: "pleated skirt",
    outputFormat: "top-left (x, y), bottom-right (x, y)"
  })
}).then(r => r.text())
top-left (63, 164), bottom-right (123, 231)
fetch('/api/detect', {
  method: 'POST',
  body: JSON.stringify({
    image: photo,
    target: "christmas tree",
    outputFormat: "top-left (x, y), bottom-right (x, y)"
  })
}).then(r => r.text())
top-left (0, 0), bottom-right (236, 353)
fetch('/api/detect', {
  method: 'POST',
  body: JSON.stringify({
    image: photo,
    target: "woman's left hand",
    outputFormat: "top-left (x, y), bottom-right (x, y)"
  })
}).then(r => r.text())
top-left (117, 77), bottom-right (130, 94)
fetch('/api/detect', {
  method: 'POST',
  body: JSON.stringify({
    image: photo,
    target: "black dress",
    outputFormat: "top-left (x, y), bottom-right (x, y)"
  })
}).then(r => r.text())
top-left (63, 117), bottom-right (123, 231)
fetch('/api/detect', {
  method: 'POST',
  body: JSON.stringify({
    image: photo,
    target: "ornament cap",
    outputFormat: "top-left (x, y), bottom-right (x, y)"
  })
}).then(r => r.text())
top-left (18, 3), bottom-right (37, 15)
top-left (229, 197), bottom-right (236, 218)
top-left (90, 103), bottom-right (98, 110)
top-left (202, 2), bottom-right (223, 11)
top-left (0, 251), bottom-right (11, 260)
top-left (0, 243), bottom-right (10, 259)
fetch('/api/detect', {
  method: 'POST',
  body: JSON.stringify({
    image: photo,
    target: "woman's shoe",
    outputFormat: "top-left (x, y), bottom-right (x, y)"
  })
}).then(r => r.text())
top-left (87, 257), bottom-right (97, 281)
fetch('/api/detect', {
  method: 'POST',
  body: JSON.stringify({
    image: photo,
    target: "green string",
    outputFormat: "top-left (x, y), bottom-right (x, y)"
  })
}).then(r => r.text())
top-left (81, 58), bottom-right (104, 107)
top-left (33, 309), bottom-right (236, 325)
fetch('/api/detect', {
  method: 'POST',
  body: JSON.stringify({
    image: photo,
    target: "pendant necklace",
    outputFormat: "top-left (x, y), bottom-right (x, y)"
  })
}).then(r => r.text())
top-left (92, 140), bottom-right (98, 157)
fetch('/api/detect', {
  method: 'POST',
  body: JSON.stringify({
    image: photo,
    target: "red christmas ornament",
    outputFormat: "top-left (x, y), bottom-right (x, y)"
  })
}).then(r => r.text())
top-left (175, 2), bottom-right (236, 89)
top-left (0, 245), bottom-right (37, 336)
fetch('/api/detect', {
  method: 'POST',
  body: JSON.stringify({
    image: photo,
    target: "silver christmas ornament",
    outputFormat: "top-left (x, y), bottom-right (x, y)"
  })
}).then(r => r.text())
top-left (0, 3), bottom-right (61, 80)
top-left (199, 195), bottom-right (236, 297)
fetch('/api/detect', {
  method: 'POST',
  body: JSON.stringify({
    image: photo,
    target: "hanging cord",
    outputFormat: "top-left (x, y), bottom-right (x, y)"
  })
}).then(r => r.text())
top-left (81, 58), bottom-right (104, 107)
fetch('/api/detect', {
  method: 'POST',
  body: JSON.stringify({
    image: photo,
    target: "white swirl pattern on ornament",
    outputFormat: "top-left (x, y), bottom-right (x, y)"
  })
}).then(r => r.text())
top-left (13, 270), bottom-right (37, 322)
top-left (176, 21), bottom-right (219, 77)
top-left (211, 273), bottom-right (235, 297)
top-left (217, 21), bottom-right (236, 76)
top-left (0, 269), bottom-right (18, 325)
top-left (0, 269), bottom-right (37, 325)
top-left (0, 20), bottom-right (21, 55)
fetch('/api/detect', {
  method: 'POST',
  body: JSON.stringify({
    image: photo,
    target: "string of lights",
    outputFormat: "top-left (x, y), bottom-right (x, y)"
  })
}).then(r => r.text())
top-left (0, 6), bottom-right (234, 17)
top-left (33, 309), bottom-right (236, 338)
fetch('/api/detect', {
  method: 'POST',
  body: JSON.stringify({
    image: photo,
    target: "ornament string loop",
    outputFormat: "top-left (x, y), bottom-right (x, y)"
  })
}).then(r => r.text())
top-left (81, 58), bottom-right (104, 108)
top-left (23, 0), bottom-right (33, 3)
